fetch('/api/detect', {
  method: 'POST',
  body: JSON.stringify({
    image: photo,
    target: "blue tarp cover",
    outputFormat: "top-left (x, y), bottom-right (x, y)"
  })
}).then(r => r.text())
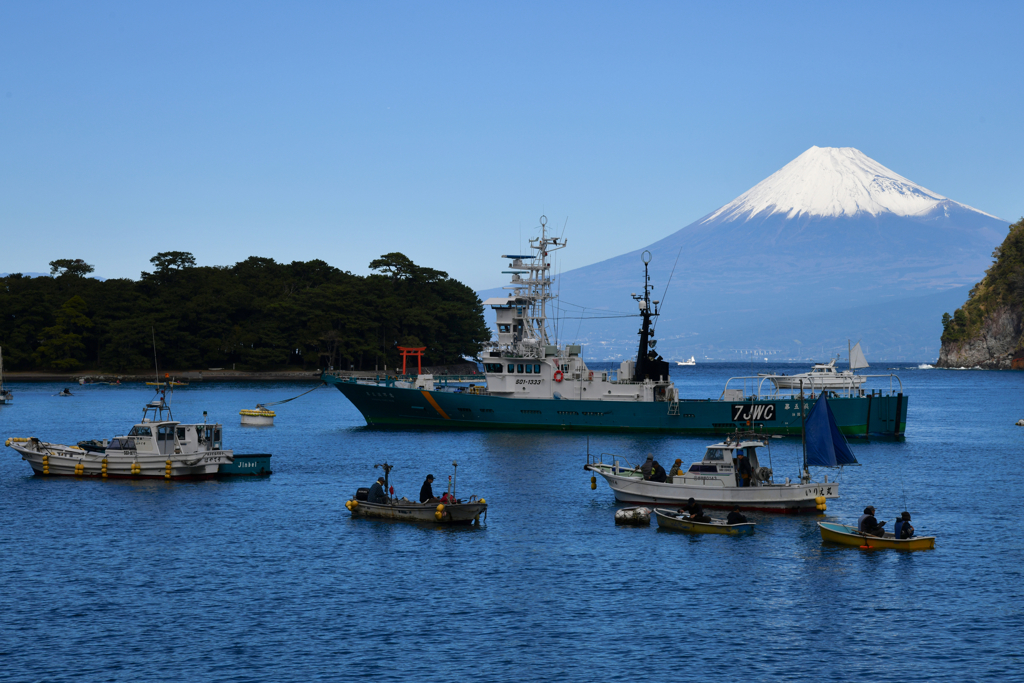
top-left (804, 394), bottom-right (858, 467)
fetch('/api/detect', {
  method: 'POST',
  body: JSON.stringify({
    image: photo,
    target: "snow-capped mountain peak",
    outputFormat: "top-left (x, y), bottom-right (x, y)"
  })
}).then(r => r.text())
top-left (701, 146), bottom-right (995, 223)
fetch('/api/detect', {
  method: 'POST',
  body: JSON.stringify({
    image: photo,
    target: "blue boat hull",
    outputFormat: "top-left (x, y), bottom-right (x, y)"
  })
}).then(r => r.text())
top-left (219, 454), bottom-right (273, 476)
top-left (323, 375), bottom-right (907, 436)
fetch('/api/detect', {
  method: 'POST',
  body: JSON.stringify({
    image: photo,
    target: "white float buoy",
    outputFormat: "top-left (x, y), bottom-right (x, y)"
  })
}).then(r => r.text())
top-left (614, 507), bottom-right (652, 526)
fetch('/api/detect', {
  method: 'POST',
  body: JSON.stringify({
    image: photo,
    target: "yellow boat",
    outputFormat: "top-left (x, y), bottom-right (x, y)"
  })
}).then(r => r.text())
top-left (654, 508), bottom-right (756, 535)
top-left (818, 521), bottom-right (935, 550)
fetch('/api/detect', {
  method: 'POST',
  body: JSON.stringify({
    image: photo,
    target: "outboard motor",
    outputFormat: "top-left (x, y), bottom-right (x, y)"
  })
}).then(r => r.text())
top-left (355, 487), bottom-right (369, 502)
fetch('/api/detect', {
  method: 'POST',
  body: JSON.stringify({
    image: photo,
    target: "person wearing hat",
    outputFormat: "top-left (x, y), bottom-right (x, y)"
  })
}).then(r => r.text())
top-left (640, 454), bottom-right (654, 480)
top-left (683, 497), bottom-right (710, 523)
top-left (367, 476), bottom-right (389, 504)
top-left (858, 506), bottom-right (885, 537)
top-left (894, 511), bottom-right (915, 539)
top-left (419, 474), bottom-right (439, 504)
top-left (727, 505), bottom-right (748, 525)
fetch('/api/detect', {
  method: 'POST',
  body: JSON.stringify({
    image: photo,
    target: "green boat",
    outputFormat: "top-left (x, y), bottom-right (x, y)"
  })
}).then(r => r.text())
top-left (323, 216), bottom-right (906, 437)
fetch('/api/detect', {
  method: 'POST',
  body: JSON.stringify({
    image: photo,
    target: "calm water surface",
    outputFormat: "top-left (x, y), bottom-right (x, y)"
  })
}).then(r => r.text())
top-left (1, 364), bottom-right (1022, 682)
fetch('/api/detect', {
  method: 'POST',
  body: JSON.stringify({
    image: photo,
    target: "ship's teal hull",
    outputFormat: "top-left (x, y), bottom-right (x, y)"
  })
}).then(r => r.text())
top-left (323, 375), bottom-right (907, 437)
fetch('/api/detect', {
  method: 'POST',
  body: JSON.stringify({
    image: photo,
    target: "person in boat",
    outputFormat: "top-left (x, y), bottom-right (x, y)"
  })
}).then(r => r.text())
top-left (894, 511), bottom-right (915, 539)
top-left (857, 506), bottom-right (885, 537)
top-left (419, 474), bottom-right (438, 503)
top-left (683, 498), bottom-right (711, 523)
top-left (640, 454), bottom-right (654, 480)
top-left (650, 460), bottom-right (667, 483)
top-left (727, 506), bottom-right (748, 525)
top-left (368, 477), bottom-right (389, 504)
top-left (736, 452), bottom-right (752, 487)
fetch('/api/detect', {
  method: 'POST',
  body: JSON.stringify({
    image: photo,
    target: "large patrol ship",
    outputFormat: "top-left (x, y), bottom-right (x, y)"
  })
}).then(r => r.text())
top-left (323, 218), bottom-right (907, 436)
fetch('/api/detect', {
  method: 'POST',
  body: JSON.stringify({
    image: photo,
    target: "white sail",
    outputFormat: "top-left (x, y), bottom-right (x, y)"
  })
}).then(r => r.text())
top-left (849, 342), bottom-right (869, 370)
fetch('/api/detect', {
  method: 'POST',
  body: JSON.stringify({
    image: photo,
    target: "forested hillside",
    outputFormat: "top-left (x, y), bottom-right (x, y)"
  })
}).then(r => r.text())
top-left (938, 217), bottom-right (1024, 368)
top-left (0, 252), bottom-right (490, 373)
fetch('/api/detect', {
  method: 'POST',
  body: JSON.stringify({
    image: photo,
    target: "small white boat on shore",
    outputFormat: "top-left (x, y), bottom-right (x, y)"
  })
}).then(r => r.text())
top-left (5, 397), bottom-right (234, 479)
top-left (0, 346), bottom-right (11, 405)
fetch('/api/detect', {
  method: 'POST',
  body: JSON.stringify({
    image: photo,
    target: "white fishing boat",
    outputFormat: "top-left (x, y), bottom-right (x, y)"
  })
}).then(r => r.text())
top-left (759, 342), bottom-right (869, 391)
top-left (676, 356), bottom-right (696, 366)
top-left (5, 396), bottom-right (234, 479)
top-left (585, 393), bottom-right (857, 514)
top-left (0, 346), bottom-right (11, 405)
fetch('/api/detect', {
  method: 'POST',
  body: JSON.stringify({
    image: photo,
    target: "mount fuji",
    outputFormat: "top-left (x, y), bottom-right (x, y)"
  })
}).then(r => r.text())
top-left (483, 147), bottom-right (1008, 361)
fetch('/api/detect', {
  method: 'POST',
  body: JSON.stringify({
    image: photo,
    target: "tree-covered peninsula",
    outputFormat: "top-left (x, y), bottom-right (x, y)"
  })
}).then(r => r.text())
top-left (938, 217), bottom-right (1024, 369)
top-left (0, 252), bottom-right (490, 373)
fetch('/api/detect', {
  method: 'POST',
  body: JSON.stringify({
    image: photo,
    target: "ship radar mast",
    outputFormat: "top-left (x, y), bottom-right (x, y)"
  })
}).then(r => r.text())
top-left (632, 250), bottom-right (669, 381)
top-left (500, 215), bottom-right (566, 352)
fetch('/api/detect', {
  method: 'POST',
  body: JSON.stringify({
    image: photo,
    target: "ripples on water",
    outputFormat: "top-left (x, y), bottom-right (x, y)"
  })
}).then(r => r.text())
top-left (1, 364), bottom-right (1022, 681)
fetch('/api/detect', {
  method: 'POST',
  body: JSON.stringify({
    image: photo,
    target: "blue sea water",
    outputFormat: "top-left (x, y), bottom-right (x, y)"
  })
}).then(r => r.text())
top-left (0, 364), bottom-right (1022, 682)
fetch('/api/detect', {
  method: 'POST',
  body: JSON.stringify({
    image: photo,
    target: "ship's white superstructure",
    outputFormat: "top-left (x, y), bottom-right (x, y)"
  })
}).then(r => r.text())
top-left (479, 217), bottom-right (676, 404)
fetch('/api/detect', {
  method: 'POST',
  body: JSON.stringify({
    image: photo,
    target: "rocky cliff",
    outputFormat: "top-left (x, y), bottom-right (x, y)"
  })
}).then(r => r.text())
top-left (937, 217), bottom-right (1024, 369)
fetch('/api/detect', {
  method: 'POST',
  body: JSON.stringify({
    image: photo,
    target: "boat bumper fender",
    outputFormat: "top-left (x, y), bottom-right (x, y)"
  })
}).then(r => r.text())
top-left (590, 475), bottom-right (596, 490)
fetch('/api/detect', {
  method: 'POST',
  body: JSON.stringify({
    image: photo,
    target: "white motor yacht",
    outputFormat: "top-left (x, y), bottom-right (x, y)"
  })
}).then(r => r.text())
top-left (5, 397), bottom-right (233, 479)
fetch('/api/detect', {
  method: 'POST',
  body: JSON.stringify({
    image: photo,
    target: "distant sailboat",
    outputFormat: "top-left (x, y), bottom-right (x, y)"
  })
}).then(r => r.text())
top-left (760, 341), bottom-right (869, 392)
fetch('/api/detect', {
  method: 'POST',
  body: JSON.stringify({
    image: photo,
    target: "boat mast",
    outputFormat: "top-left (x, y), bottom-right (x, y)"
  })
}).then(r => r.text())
top-left (502, 215), bottom-right (565, 352)
top-left (799, 379), bottom-right (809, 482)
top-left (632, 251), bottom-right (667, 381)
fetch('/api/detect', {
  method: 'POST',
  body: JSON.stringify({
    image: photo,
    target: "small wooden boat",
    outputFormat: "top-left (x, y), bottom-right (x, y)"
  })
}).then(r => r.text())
top-left (818, 521), bottom-right (935, 550)
top-left (654, 508), bottom-right (756, 535)
top-left (347, 498), bottom-right (487, 524)
top-left (346, 461), bottom-right (487, 524)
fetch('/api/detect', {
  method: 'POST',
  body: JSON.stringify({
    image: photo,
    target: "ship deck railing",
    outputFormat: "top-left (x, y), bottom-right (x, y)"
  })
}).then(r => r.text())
top-left (721, 374), bottom-right (903, 400)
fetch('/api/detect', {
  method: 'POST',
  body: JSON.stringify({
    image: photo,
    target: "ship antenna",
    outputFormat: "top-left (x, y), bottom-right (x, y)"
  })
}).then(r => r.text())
top-left (652, 246), bottom-right (682, 336)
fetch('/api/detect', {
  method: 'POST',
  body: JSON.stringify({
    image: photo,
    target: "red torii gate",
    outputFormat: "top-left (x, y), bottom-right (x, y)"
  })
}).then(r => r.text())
top-left (397, 346), bottom-right (426, 375)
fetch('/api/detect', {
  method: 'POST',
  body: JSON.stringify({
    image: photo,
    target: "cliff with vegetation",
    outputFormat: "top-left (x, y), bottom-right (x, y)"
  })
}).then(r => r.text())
top-left (0, 252), bottom-right (490, 373)
top-left (938, 218), bottom-right (1024, 369)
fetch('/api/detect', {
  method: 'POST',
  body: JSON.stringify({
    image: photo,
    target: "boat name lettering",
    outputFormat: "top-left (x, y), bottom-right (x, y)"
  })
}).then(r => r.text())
top-left (804, 486), bottom-right (834, 496)
top-left (731, 403), bottom-right (776, 421)
top-left (515, 379), bottom-right (542, 385)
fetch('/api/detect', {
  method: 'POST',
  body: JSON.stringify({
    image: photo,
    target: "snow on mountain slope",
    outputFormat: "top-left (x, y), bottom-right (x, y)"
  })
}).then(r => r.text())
top-left (479, 146), bottom-right (1007, 359)
top-left (702, 146), bottom-right (998, 223)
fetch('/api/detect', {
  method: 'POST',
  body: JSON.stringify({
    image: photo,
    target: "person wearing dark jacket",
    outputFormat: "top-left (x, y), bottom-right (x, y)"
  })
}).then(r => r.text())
top-left (650, 461), bottom-right (667, 483)
top-left (640, 454), bottom-right (654, 480)
top-left (367, 477), bottom-right (389, 504)
top-left (857, 506), bottom-right (885, 537)
top-left (727, 506), bottom-right (748, 525)
top-left (736, 453), bottom-right (752, 487)
top-left (419, 474), bottom-right (438, 504)
top-left (683, 498), bottom-right (710, 523)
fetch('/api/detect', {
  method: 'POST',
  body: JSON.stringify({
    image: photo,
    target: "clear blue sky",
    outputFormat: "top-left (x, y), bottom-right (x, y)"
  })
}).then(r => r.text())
top-left (2, 2), bottom-right (1021, 289)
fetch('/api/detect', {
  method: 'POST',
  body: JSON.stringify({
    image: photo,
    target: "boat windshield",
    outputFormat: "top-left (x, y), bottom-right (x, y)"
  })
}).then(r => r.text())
top-left (704, 448), bottom-right (725, 461)
top-left (128, 426), bottom-right (152, 437)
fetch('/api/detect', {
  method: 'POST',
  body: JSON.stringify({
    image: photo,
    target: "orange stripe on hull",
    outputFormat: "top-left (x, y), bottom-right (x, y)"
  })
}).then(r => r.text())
top-left (421, 391), bottom-right (450, 419)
